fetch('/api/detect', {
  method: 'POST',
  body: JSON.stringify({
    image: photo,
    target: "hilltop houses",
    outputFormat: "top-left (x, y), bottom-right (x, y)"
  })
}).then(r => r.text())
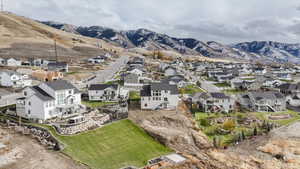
top-left (16, 80), bottom-right (83, 121)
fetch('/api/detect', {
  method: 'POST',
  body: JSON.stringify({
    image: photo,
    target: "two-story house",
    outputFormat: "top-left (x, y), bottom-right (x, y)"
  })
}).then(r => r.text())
top-left (88, 84), bottom-right (128, 101)
top-left (192, 92), bottom-right (234, 113)
top-left (239, 91), bottom-right (286, 112)
top-left (0, 70), bottom-right (32, 88)
top-left (16, 80), bottom-right (83, 121)
top-left (140, 82), bottom-right (179, 110)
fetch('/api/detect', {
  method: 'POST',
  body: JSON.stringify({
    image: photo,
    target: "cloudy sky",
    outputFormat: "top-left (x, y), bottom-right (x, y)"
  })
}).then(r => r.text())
top-left (5, 0), bottom-right (300, 43)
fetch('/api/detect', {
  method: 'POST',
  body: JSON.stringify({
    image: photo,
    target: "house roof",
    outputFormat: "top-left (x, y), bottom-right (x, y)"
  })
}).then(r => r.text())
top-left (150, 83), bottom-right (179, 94)
top-left (31, 86), bottom-right (54, 101)
top-left (48, 62), bottom-right (68, 67)
top-left (44, 80), bottom-right (77, 91)
top-left (248, 91), bottom-right (285, 101)
top-left (193, 92), bottom-right (230, 100)
top-left (141, 82), bottom-right (179, 96)
top-left (88, 84), bottom-right (118, 91)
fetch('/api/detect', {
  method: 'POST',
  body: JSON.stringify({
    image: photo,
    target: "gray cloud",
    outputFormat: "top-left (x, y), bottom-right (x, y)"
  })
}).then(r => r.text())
top-left (4, 0), bottom-right (300, 43)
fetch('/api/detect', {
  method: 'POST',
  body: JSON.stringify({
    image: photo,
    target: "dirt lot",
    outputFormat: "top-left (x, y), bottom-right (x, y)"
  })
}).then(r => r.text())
top-left (0, 127), bottom-right (87, 169)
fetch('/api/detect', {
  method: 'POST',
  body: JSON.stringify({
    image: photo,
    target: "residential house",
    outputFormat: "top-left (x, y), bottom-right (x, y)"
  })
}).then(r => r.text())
top-left (278, 83), bottom-right (300, 107)
top-left (164, 66), bottom-right (178, 77)
top-left (140, 82), bottom-right (179, 110)
top-left (32, 70), bottom-right (63, 82)
top-left (5, 58), bottom-right (22, 67)
top-left (162, 75), bottom-right (188, 88)
top-left (192, 92), bottom-right (234, 113)
top-left (253, 67), bottom-right (267, 75)
top-left (47, 62), bottom-right (69, 72)
top-left (123, 73), bottom-right (152, 91)
top-left (88, 84), bottom-right (128, 101)
top-left (127, 66), bottom-right (144, 77)
top-left (16, 80), bottom-right (83, 121)
top-left (0, 70), bottom-right (32, 88)
top-left (239, 91), bottom-right (286, 112)
top-left (88, 55), bottom-right (107, 64)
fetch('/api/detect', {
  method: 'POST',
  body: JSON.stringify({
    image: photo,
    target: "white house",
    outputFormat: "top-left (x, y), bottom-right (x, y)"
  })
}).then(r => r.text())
top-left (164, 66), bottom-right (178, 77)
top-left (88, 84), bottom-right (128, 101)
top-left (16, 80), bottom-right (83, 121)
top-left (140, 82), bottom-right (179, 110)
top-left (6, 58), bottom-right (22, 67)
top-left (0, 70), bottom-right (32, 88)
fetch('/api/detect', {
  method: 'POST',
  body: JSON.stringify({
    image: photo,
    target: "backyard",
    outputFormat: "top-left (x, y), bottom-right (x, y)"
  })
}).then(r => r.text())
top-left (129, 91), bottom-right (141, 101)
top-left (43, 120), bottom-right (172, 169)
top-left (82, 101), bottom-right (117, 108)
top-left (180, 84), bottom-right (205, 95)
top-left (195, 110), bottom-right (300, 146)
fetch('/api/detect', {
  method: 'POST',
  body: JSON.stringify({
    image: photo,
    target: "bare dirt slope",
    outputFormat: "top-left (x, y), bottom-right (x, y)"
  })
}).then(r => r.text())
top-left (130, 102), bottom-right (300, 169)
top-left (0, 128), bottom-right (86, 169)
top-left (0, 12), bottom-right (123, 59)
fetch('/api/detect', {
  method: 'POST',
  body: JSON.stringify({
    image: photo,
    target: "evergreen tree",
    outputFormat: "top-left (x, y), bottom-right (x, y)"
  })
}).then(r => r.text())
top-left (242, 131), bottom-right (246, 140)
top-left (253, 127), bottom-right (258, 136)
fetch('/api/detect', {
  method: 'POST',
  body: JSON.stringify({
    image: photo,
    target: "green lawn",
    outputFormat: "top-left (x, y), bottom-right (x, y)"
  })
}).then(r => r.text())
top-left (180, 84), bottom-right (205, 95)
top-left (54, 120), bottom-right (171, 169)
top-left (82, 101), bottom-right (117, 108)
top-left (214, 82), bottom-right (231, 88)
top-left (129, 91), bottom-right (141, 101)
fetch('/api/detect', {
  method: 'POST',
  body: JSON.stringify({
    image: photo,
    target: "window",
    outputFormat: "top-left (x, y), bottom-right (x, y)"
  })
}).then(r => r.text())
top-left (28, 101), bottom-right (31, 106)
top-left (57, 92), bottom-right (66, 105)
top-left (144, 104), bottom-right (148, 107)
top-left (153, 90), bottom-right (161, 96)
top-left (164, 98), bottom-right (168, 101)
top-left (69, 90), bottom-right (72, 94)
top-left (24, 91), bottom-right (27, 96)
top-left (28, 110), bottom-right (31, 114)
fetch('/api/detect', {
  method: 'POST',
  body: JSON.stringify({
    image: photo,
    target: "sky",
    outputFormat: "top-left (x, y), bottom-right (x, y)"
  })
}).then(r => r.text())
top-left (4, 0), bottom-right (300, 43)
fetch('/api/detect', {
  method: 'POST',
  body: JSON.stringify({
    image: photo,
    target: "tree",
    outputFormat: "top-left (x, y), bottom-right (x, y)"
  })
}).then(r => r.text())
top-left (222, 120), bottom-right (236, 131)
top-left (213, 137), bottom-right (218, 148)
top-left (253, 127), bottom-right (258, 136)
top-left (199, 119), bottom-right (210, 127)
top-left (242, 131), bottom-right (246, 140)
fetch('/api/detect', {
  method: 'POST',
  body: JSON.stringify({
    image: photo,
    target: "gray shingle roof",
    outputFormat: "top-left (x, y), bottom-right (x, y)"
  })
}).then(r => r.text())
top-left (140, 82), bottom-right (179, 96)
top-left (45, 80), bottom-right (77, 91)
top-left (88, 84), bottom-right (118, 91)
top-left (31, 86), bottom-right (54, 101)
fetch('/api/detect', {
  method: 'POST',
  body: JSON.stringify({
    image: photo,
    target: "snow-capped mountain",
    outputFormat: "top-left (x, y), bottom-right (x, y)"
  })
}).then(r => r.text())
top-left (232, 41), bottom-right (300, 63)
top-left (41, 21), bottom-right (300, 63)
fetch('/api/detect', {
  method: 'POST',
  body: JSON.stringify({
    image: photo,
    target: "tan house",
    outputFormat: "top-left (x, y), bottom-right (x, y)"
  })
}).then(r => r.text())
top-left (32, 70), bottom-right (63, 82)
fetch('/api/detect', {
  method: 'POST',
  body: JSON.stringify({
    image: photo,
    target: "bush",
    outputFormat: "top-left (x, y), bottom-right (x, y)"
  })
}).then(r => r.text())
top-left (222, 120), bottom-right (236, 131)
top-left (199, 119), bottom-right (210, 127)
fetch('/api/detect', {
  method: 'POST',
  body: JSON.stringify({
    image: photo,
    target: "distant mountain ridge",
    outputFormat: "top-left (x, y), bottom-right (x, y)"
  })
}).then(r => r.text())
top-left (41, 21), bottom-right (300, 63)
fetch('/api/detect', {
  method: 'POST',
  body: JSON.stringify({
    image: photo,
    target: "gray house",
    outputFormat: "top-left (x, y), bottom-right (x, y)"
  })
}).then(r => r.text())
top-left (192, 92), bottom-right (234, 113)
top-left (239, 91), bottom-right (286, 112)
top-left (88, 84), bottom-right (119, 101)
top-left (47, 62), bottom-right (69, 72)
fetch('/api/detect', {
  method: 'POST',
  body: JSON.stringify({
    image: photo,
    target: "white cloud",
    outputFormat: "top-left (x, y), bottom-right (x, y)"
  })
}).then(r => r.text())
top-left (4, 0), bottom-right (300, 43)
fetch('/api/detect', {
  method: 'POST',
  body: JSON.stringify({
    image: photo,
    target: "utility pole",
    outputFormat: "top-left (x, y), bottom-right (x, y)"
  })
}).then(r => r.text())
top-left (54, 35), bottom-right (58, 63)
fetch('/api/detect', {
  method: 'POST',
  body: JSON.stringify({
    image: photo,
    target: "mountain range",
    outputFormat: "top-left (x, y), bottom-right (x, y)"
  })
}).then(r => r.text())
top-left (41, 21), bottom-right (300, 63)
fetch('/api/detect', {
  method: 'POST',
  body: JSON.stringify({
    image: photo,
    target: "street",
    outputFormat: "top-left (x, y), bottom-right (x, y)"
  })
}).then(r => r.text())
top-left (87, 55), bottom-right (129, 84)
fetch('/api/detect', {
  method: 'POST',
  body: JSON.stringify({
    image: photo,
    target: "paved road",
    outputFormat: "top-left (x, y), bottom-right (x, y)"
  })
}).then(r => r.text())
top-left (182, 69), bottom-right (220, 93)
top-left (87, 55), bottom-right (129, 85)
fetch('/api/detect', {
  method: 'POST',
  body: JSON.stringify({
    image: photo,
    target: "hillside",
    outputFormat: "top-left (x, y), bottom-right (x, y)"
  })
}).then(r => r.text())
top-left (0, 12), bottom-right (123, 60)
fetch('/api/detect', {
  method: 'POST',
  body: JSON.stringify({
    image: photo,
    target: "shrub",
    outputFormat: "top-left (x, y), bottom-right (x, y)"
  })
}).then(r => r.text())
top-left (222, 120), bottom-right (236, 131)
top-left (199, 119), bottom-right (210, 127)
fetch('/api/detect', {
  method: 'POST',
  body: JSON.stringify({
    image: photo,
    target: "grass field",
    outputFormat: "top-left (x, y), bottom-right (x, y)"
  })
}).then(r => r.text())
top-left (46, 120), bottom-right (171, 169)
top-left (129, 91), bottom-right (141, 101)
top-left (180, 84), bottom-right (205, 95)
top-left (82, 101), bottom-right (117, 108)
